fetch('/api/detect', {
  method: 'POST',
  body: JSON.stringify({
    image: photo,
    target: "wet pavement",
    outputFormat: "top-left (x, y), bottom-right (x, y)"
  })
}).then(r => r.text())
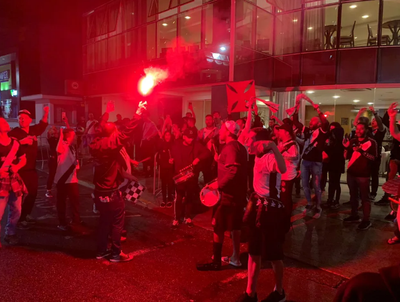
top-left (0, 160), bottom-right (398, 302)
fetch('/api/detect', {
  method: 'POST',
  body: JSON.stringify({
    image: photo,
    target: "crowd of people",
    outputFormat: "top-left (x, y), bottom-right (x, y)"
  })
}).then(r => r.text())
top-left (1, 95), bottom-right (400, 301)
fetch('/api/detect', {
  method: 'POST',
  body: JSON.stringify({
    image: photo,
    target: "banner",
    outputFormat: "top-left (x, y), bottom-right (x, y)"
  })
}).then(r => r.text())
top-left (226, 80), bottom-right (256, 113)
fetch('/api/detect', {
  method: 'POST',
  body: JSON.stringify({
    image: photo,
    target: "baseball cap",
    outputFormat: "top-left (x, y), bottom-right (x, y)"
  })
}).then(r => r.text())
top-left (224, 120), bottom-right (240, 136)
top-left (18, 109), bottom-right (32, 118)
top-left (276, 119), bottom-right (294, 134)
top-left (183, 128), bottom-right (197, 139)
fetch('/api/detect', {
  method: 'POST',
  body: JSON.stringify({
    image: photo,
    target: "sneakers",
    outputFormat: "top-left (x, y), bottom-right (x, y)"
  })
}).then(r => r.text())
top-left (184, 218), bottom-right (193, 227)
top-left (313, 208), bottom-right (322, 219)
top-left (25, 215), bottom-right (36, 224)
top-left (110, 251), bottom-right (133, 263)
top-left (303, 204), bottom-right (314, 216)
top-left (172, 220), bottom-right (179, 230)
top-left (160, 201), bottom-right (166, 208)
top-left (17, 221), bottom-right (31, 230)
top-left (96, 250), bottom-right (112, 260)
top-left (375, 198), bottom-right (390, 206)
top-left (343, 216), bottom-right (361, 223)
top-left (358, 220), bottom-right (372, 230)
top-left (385, 211), bottom-right (396, 221)
top-left (261, 290), bottom-right (286, 302)
top-left (4, 235), bottom-right (19, 245)
top-left (196, 261), bottom-right (221, 271)
top-left (166, 201), bottom-right (173, 208)
top-left (45, 190), bottom-right (53, 198)
top-left (57, 225), bottom-right (70, 231)
top-left (92, 203), bottom-right (99, 214)
top-left (330, 201), bottom-right (340, 209)
top-left (236, 292), bottom-right (258, 302)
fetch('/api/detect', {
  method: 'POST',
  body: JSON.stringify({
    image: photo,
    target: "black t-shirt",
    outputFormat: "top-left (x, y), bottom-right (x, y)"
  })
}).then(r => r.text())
top-left (0, 139), bottom-right (24, 168)
top-left (218, 140), bottom-right (248, 204)
top-left (8, 121), bottom-right (48, 171)
top-left (302, 127), bottom-right (328, 162)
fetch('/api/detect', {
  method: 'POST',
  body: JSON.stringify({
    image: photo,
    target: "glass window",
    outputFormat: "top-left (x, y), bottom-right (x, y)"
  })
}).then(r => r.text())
top-left (236, 1), bottom-right (255, 50)
top-left (147, 23), bottom-right (156, 60)
top-left (378, 48), bottom-right (400, 83)
top-left (302, 51), bottom-right (336, 85)
top-left (338, 48), bottom-right (377, 83)
top-left (275, 11), bottom-right (301, 55)
top-left (180, 0), bottom-right (202, 12)
top-left (178, 8), bottom-right (202, 50)
top-left (256, 0), bottom-right (272, 13)
top-left (274, 0), bottom-right (301, 13)
top-left (95, 40), bottom-right (108, 71)
top-left (108, 34), bottom-right (123, 68)
top-left (303, 5), bottom-right (338, 51)
top-left (256, 8), bottom-right (273, 54)
top-left (339, 1), bottom-right (379, 48)
top-left (122, 0), bottom-right (137, 31)
top-left (204, 2), bottom-right (230, 51)
top-left (382, 0), bottom-right (400, 46)
top-left (157, 16), bottom-right (177, 58)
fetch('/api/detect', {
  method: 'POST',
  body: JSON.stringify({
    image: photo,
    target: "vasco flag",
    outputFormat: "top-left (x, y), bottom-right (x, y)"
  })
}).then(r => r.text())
top-left (226, 80), bottom-right (256, 113)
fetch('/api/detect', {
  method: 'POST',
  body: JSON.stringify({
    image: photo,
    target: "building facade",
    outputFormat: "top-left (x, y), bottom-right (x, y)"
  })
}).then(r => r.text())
top-left (83, 0), bottom-right (400, 128)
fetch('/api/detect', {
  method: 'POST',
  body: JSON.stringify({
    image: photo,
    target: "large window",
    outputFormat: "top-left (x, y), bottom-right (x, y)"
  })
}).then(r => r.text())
top-left (382, 0), bottom-right (400, 46)
top-left (157, 16), bottom-right (177, 58)
top-left (303, 5), bottom-right (338, 51)
top-left (178, 8), bottom-right (202, 50)
top-left (256, 8), bottom-right (273, 54)
top-left (339, 1), bottom-right (379, 48)
top-left (275, 11), bottom-right (302, 55)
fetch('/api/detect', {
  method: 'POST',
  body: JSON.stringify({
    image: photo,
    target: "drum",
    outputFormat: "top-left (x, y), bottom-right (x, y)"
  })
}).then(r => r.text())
top-left (200, 180), bottom-right (220, 207)
top-left (382, 178), bottom-right (400, 212)
top-left (173, 165), bottom-right (195, 185)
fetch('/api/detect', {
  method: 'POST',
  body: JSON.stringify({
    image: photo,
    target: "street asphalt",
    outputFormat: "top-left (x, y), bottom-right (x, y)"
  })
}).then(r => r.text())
top-left (0, 171), bottom-right (343, 302)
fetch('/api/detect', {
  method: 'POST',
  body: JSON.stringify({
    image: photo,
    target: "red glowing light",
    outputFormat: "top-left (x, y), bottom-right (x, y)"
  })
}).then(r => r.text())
top-left (138, 67), bottom-right (168, 96)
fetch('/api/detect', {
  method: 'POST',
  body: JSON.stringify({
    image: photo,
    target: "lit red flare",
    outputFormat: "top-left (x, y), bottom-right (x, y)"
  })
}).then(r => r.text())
top-left (138, 67), bottom-right (168, 96)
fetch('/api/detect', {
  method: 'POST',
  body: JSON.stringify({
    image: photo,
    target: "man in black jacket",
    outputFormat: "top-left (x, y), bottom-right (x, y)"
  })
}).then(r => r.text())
top-left (170, 128), bottom-right (210, 229)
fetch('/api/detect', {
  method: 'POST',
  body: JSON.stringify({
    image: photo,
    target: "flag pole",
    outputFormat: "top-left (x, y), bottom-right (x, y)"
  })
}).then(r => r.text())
top-left (229, 0), bottom-right (236, 82)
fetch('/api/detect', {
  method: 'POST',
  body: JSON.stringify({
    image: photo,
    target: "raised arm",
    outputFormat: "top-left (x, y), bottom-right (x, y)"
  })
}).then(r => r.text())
top-left (256, 141), bottom-right (287, 174)
top-left (313, 103), bottom-right (329, 132)
top-left (388, 103), bottom-right (400, 141)
top-left (238, 103), bottom-right (253, 144)
top-left (353, 108), bottom-right (367, 127)
top-left (369, 106), bottom-right (384, 132)
top-left (188, 103), bottom-right (196, 122)
top-left (56, 128), bottom-right (65, 154)
top-left (42, 106), bottom-right (49, 124)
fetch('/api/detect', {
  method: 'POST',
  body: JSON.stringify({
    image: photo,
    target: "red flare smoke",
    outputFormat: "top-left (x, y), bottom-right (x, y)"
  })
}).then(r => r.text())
top-left (138, 67), bottom-right (168, 96)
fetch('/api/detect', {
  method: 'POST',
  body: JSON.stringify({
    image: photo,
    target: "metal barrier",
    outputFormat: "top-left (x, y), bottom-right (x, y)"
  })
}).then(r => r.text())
top-left (37, 136), bottom-right (50, 170)
top-left (153, 152), bottom-right (162, 201)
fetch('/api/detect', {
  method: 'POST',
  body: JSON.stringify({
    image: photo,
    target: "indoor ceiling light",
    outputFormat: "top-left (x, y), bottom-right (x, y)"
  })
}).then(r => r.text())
top-left (368, 102), bottom-right (374, 105)
top-left (333, 95), bottom-right (340, 99)
top-left (220, 46), bottom-right (226, 51)
top-left (307, 90), bottom-right (315, 94)
top-left (308, 27), bottom-right (313, 30)
top-left (350, 5), bottom-right (357, 9)
top-left (319, 102), bottom-right (322, 105)
top-left (185, 16), bottom-right (191, 19)
top-left (353, 99), bottom-right (360, 103)
top-left (293, 19), bottom-right (298, 22)
top-left (362, 15), bottom-right (369, 19)
top-left (162, 23), bottom-right (168, 26)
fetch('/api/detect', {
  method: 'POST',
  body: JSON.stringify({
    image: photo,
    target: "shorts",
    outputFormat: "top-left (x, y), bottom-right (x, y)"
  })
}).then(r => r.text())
top-left (246, 193), bottom-right (288, 261)
top-left (213, 204), bottom-right (244, 233)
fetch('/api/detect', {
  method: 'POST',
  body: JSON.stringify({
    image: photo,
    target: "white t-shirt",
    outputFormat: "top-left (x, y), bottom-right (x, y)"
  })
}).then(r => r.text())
top-left (278, 140), bottom-right (300, 181)
top-left (253, 152), bottom-right (277, 197)
top-left (86, 120), bottom-right (98, 135)
top-left (54, 141), bottom-right (78, 184)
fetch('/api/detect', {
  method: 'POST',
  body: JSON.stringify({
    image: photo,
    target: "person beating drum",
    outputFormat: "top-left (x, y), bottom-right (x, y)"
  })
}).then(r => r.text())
top-left (197, 121), bottom-right (248, 271)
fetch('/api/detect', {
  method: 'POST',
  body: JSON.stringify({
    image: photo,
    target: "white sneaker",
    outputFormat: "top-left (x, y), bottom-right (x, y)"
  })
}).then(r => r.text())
top-left (313, 208), bottom-right (322, 219)
top-left (45, 190), bottom-right (53, 198)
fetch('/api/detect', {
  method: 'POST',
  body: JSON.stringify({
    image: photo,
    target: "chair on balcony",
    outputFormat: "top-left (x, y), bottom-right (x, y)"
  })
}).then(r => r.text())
top-left (367, 24), bottom-right (391, 46)
top-left (334, 21), bottom-right (356, 48)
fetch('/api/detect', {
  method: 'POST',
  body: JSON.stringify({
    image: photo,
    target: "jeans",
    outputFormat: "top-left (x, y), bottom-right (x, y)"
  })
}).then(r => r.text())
top-left (19, 170), bottom-right (38, 221)
top-left (347, 174), bottom-right (371, 221)
top-left (301, 160), bottom-right (323, 207)
top-left (0, 192), bottom-right (22, 236)
top-left (321, 162), bottom-right (329, 191)
top-left (370, 156), bottom-right (381, 196)
top-left (95, 190), bottom-right (125, 256)
top-left (56, 183), bottom-right (80, 225)
top-left (328, 170), bottom-right (342, 202)
top-left (160, 168), bottom-right (175, 202)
